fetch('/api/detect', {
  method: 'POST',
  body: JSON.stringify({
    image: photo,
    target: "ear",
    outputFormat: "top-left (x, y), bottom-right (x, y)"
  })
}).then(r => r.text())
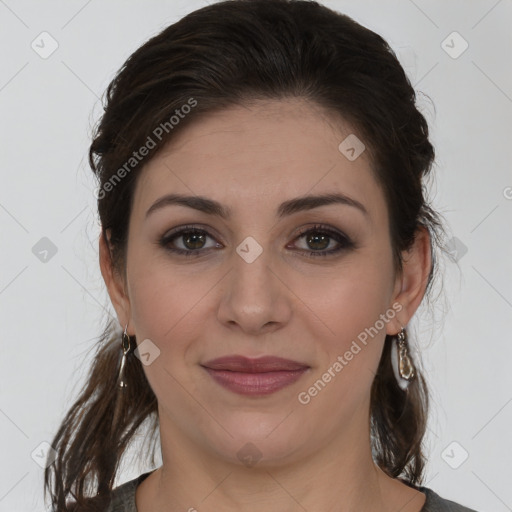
top-left (99, 229), bottom-right (133, 334)
top-left (386, 225), bottom-right (432, 336)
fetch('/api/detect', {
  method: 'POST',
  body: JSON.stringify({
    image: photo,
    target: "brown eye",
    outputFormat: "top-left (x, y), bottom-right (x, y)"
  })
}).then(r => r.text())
top-left (160, 227), bottom-right (220, 257)
top-left (291, 224), bottom-right (355, 258)
top-left (180, 231), bottom-right (208, 250)
top-left (303, 232), bottom-right (331, 251)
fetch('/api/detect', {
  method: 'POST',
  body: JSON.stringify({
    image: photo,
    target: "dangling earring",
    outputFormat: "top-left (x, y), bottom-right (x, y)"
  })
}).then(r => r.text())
top-left (118, 323), bottom-right (134, 389)
top-left (391, 326), bottom-right (416, 391)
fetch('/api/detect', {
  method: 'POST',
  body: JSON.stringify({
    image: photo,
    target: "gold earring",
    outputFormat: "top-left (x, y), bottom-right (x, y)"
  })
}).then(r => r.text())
top-left (392, 326), bottom-right (416, 390)
top-left (397, 327), bottom-right (415, 380)
top-left (118, 323), bottom-right (134, 389)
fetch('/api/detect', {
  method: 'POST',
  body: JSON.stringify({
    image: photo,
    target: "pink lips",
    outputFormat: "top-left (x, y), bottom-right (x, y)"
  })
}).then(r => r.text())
top-left (201, 355), bottom-right (310, 396)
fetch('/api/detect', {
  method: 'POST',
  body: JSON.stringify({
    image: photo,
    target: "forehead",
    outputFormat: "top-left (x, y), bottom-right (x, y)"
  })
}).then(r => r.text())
top-left (132, 99), bottom-right (385, 221)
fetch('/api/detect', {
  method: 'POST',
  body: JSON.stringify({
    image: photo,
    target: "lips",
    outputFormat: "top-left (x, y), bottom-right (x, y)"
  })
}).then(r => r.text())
top-left (201, 355), bottom-right (310, 396)
top-left (202, 355), bottom-right (309, 372)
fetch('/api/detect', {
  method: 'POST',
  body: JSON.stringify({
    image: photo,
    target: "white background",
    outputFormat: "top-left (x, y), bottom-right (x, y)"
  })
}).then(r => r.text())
top-left (1, 1), bottom-right (511, 510)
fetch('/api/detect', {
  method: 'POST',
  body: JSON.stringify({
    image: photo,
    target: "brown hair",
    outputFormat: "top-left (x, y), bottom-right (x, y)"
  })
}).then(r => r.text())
top-left (45, 0), bottom-right (446, 509)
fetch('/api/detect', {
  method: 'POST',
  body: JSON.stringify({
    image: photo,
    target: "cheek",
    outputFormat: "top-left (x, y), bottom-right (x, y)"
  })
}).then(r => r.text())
top-left (306, 257), bottom-right (393, 335)
top-left (295, 287), bottom-right (390, 424)
top-left (128, 264), bottom-right (207, 351)
top-left (300, 256), bottom-right (394, 380)
top-left (126, 248), bottom-right (229, 389)
top-left (126, 261), bottom-right (212, 414)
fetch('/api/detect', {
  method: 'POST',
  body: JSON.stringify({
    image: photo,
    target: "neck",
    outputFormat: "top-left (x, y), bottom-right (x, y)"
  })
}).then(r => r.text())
top-left (136, 405), bottom-right (425, 512)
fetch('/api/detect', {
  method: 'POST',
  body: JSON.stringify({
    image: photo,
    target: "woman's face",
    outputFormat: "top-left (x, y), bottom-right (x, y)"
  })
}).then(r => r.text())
top-left (113, 99), bottom-right (407, 466)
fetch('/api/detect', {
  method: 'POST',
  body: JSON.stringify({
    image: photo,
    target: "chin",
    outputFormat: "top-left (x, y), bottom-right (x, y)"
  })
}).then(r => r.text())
top-left (199, 412), bottom-right (315, 468)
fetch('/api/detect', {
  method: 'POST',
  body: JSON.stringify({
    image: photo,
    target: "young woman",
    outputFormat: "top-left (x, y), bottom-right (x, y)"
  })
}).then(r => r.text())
top-left (45, 1), bottom-right (478, 510)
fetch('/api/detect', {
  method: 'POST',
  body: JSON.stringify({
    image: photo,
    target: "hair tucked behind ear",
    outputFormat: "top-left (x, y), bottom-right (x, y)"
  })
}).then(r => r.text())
top-left (45, 0), bottom-right (446, 509)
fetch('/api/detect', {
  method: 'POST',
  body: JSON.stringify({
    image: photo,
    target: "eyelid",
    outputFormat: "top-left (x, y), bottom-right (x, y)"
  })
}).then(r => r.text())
top-left (162, 223), bottom-right (224, 242)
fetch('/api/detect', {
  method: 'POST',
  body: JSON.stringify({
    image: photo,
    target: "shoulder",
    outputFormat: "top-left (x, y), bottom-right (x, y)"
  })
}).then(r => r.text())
top-left (420, 486), bottom-right (479, 512)
top-left (51, 471), bottom-right (152, 512)
top-left (103, 478), bottom-right (139, 512)
top-left (54, 472), bottom-right (153, 512)
top-left (104, 471), bottom-right (154, 512)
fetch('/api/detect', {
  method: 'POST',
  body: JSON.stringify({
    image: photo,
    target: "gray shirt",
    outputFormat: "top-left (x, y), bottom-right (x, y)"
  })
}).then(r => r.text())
top-left (101, 471), bottom-right (479, 511)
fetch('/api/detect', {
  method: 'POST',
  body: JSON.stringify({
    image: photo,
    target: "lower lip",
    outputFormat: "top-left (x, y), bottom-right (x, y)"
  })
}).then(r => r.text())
top-left (202, 367), bottom-right (309, 396)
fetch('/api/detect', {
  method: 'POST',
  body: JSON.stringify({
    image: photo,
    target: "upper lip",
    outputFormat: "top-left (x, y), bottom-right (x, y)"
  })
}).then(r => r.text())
top-left (201, 355), bottom-right (309, 372)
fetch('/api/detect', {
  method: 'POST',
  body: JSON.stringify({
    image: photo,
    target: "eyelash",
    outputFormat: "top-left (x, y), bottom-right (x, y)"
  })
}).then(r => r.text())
top-left (158, 223), bottom-right (355, 259)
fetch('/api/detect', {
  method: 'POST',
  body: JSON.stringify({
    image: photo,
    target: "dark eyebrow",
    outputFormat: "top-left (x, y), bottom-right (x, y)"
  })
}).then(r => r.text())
top-left (145, 192), bottom-right (369, 220)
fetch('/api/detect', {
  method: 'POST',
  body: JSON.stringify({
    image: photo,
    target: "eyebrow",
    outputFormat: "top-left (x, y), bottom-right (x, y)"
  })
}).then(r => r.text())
top-left (145, 192), bottom-right (369, 220)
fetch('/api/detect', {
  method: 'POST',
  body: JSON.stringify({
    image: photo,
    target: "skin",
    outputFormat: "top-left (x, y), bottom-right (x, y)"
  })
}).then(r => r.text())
top-left (100, 98), bottom-right (431, 512)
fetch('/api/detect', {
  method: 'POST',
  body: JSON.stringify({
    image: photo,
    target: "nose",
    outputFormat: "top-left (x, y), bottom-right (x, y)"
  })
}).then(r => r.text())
top-left (216, 244), bottom-right (292, 336)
